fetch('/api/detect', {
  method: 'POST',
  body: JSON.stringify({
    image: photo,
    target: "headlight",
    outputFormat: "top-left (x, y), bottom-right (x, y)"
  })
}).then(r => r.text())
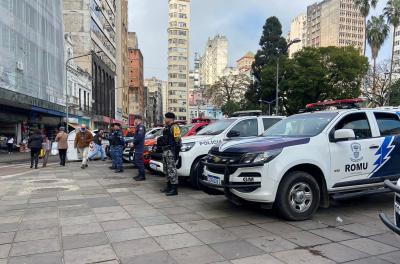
top-left (181, 142), bottom-right (195, 152)
top-left (240, 149), bottom-right (282, 164)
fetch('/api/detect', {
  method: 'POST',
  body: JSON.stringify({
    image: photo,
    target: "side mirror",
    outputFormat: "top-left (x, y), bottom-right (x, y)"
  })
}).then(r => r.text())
top-left (334, 129), bottom-right (355, 142)
top-left (227, 130), bottom-right (240, 138)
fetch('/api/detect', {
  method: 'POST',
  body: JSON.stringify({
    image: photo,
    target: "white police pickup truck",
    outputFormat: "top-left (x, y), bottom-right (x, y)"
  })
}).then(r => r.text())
top-left (149, 111), bottom-right (283, 188)
top-left (201, 103), bottom-right (400, 220)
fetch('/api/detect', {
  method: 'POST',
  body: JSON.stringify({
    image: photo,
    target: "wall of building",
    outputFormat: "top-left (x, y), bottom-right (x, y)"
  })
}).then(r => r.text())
top-left (200, 35), bottom-right (228, 86)
top-left (288, 14), bottom-right (307, 57)
top-left (167, 0), bottom-right (191, 121)
top-left (128, 48), bottom-right (144, 116)
top-left (0, 0), bottom-right (66, 141)
top-left (116, 0), bottom-right (129, 121)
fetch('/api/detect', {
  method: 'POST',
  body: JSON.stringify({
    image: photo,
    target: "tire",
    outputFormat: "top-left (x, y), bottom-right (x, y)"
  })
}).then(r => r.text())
top-left (189, 158), bottom-right (202, 189)
top-left (275, 171), bottom-right (320, 221)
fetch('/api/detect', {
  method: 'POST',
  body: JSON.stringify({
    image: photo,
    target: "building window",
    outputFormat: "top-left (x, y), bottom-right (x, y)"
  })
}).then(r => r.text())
top-left (79, 88), bottom-right (82, 110)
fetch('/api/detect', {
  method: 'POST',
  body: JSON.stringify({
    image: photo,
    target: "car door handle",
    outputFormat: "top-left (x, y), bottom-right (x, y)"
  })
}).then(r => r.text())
top-left (369, 145), bottom-right (380, 149)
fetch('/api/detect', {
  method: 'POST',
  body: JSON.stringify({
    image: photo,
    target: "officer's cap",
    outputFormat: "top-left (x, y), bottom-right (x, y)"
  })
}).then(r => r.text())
top-left (165, 112), bottom-right (176, 119)
top-left (111, 122), bottom-right (121, 127)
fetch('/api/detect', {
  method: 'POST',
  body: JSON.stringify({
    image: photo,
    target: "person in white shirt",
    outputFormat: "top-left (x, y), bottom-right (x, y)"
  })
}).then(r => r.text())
top-left (7, 137), bottom-right (14, 154)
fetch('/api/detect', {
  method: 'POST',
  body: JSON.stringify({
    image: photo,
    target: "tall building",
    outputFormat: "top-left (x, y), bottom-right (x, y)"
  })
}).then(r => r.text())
top-left (288, 14), bottom-right (307, 57)
top-left (116, 0), bottom-right (129, 122)
top-left (63, 0), bottom-right (118, 129)
top-left (128, 32), bottom-right (144, 116)
top-left (167, 0), bottom-right (191, 121)
top-left (306, 0), bottom-right (365, 54)
top-left (200, 35), bottom-right (228, 87)
top-left (65, 34), bottom-right (92, 128)
top-left (236, 52), bottom-right (255, 75)
top-left (0, 0), bottom-right (65, 142)
top-left (144, 77), bottom-right (164, 125)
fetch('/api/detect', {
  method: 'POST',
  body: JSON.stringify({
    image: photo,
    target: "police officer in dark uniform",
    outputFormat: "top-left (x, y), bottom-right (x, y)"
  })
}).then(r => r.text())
top-left (159, 112), bottom-right (181, 196)
top-left (108, 123), bottom-right (125, 173)
top-left (133, 115), bottom-right (146, 181)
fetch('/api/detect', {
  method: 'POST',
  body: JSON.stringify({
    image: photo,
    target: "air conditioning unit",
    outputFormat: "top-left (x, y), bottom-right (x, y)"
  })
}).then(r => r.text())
top-left (16, 61), bottom-right (24, 71)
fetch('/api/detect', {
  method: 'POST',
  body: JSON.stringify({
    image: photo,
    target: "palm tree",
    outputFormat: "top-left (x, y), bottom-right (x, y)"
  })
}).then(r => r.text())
top-left (354, 0), bottom-right (378, 56)
top-left (367, 15), bottom-right (390, 91)
top-left (384, 0), bottom-right (400, 86)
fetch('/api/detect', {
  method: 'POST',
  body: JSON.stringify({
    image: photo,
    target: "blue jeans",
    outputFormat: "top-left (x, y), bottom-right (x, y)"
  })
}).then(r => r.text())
top-left (88, 144), bottom-right (105, 160)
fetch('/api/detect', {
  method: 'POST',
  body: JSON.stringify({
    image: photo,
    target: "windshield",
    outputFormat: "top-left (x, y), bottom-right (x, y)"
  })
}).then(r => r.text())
top-left (180, 124), bottom-right (195, 136)
top-left (264, 112), bottom-right (337, 137)
top-left (197, 119), bottom-right (235, 135)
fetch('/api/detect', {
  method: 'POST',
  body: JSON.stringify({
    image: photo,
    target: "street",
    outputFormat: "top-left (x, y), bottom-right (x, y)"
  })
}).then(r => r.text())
top-left (0, 159), bottom-right (398, 264)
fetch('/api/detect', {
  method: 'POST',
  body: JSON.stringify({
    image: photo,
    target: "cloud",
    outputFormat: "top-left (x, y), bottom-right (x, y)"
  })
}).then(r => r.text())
top-left (128, 0), bottom-right (392, 80)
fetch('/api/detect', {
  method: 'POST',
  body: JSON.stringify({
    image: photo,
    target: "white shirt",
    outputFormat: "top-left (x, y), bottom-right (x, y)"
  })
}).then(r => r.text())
top-left (7, 138), bottom-right (14, 144)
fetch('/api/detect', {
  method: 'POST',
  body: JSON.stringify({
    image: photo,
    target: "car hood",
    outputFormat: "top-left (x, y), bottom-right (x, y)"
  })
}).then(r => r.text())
top-left (215, 136), bottom-right (310, 153)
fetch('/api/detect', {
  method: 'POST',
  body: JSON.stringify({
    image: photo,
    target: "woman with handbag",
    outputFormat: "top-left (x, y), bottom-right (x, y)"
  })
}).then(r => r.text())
top-left (28, 129), bottom-right (44, 169)
top-left (42, 135), bottom-right (51, 168)
top-left (55, 127), bottom-right (68, 166)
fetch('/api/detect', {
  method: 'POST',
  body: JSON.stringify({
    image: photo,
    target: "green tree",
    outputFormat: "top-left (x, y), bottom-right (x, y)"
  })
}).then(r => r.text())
top-left (366, 15), bottom-right (390, 92)
top-left (247, 16), bottom-right (287, 107)
top-left (354, 0), bottom-right (378, 56)
top-left (384, 0), bottom-right (400, 85)
top-left (279, 47), bottom-right (369, 115)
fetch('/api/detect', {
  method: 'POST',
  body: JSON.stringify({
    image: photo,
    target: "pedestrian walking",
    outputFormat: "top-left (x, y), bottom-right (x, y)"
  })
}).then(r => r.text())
top-left (74, 124), bottom-right (93, 169)
top-left (42, 135), bottom-right (51, 167)
top-left (88, 129), bottom-right (106, 161)
top-left (55, 127), bottom-right (68, 166)
top-left (7, 136), bottom-right (14, 154)
top-left (159, 112), bottom-right (181, 196)
top-left (133, 115), bottom-right (146, 181)
top-left (28, 129), bottom-right (43, 169)
top-left (108, 123), bottom-right (124, 173)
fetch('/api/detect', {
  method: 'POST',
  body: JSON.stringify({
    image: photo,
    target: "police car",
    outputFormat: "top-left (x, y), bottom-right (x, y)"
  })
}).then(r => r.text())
top-left (149, 111), bottom-right (283, 188)
top-left (201, 100), bottom-right (400, 220)
top-left (379, 179), bottom-right (400, 235)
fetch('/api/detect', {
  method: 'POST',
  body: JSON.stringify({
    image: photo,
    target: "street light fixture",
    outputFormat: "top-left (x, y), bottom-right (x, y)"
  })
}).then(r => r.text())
top-left (275, 38), bottom-right (301, 115)
top-left (65, 50), bottom-right (103, 132)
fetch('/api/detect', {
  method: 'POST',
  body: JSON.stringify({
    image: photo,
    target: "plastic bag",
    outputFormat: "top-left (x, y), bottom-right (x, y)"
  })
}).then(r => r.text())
top-left (51, 142), bottom-right (59, 156)
top-left (39, 149), bottom-right (45, 158)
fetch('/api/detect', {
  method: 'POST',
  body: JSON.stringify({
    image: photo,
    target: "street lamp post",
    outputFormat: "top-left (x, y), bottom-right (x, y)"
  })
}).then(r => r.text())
top-left (275, 38), bottom-right (301, 115)
top-left (65, 50), bottom-right (103, 132)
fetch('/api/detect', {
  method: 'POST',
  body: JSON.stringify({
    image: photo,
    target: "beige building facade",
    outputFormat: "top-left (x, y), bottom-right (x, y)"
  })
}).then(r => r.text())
top-left (288, 14), bottom-right (307, 57)
top-left (116, 0), bottom-right (129, 121)
top-left (200, 35), bottom-right (228, 86)
top-left (306, 0), bottom-right (365, 54)
top-left (167, 0), bottom-right (191, 121)
top-left (236, 51), bottom-right (255, 74)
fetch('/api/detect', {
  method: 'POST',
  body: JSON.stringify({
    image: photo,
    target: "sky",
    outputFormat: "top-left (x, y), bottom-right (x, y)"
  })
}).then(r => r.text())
top-left (127, 0), bottom-right (392, 80)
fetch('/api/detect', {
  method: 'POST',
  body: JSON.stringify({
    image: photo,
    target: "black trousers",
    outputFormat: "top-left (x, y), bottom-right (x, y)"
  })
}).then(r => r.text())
top-left (7, 143), bottom-right (13, 153)
top-left (59, 149), bottom-right (67, 165)
top-left (30, 148), bottom-right (40, 167)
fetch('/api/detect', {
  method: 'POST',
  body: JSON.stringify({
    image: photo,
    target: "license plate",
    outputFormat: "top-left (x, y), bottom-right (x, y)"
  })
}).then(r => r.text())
top-left (150, 163), bottom-right (157, 170)
top-left (207, 175), bottom-right (220, 185)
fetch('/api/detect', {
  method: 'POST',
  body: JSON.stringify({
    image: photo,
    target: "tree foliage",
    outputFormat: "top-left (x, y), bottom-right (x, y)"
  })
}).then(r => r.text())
top-left (366, 15), bottom-right (390, 91)
top-left (363, 60), bottom-right (394, 106)
top-left (205, 73), bottom-right (251, 110)
top-left (247, 16), bottom-right (287, 108)
top-left (354, 0), bottom-right (378, 55)
top-left (279, 47), bottom-right (369, 115)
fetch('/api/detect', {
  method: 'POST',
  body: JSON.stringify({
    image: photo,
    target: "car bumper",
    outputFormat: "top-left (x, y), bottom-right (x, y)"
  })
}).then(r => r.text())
top-left (200, 161), bottom-right (276, 203)
top-left (149, 160), bottom-right (164, 173)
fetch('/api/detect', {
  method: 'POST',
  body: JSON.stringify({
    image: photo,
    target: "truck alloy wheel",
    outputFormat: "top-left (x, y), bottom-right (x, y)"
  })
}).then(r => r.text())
top-left (276, 171), bottom-right (320, 221)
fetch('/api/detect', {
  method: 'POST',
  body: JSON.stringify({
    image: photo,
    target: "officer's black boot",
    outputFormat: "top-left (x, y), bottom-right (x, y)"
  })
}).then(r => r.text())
top-left (134, 175), bottom-right (145, 181)
top-left (115, 168), bottom-right (124, 173)
top-left (165, 184), bottom-right (178, 196)
top-left (160, 182), bottom-right (171, 193)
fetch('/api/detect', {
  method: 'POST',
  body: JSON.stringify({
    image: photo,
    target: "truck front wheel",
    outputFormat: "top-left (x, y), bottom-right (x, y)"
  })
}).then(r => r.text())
top-left (276, 171), bottom-right (320, 221)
